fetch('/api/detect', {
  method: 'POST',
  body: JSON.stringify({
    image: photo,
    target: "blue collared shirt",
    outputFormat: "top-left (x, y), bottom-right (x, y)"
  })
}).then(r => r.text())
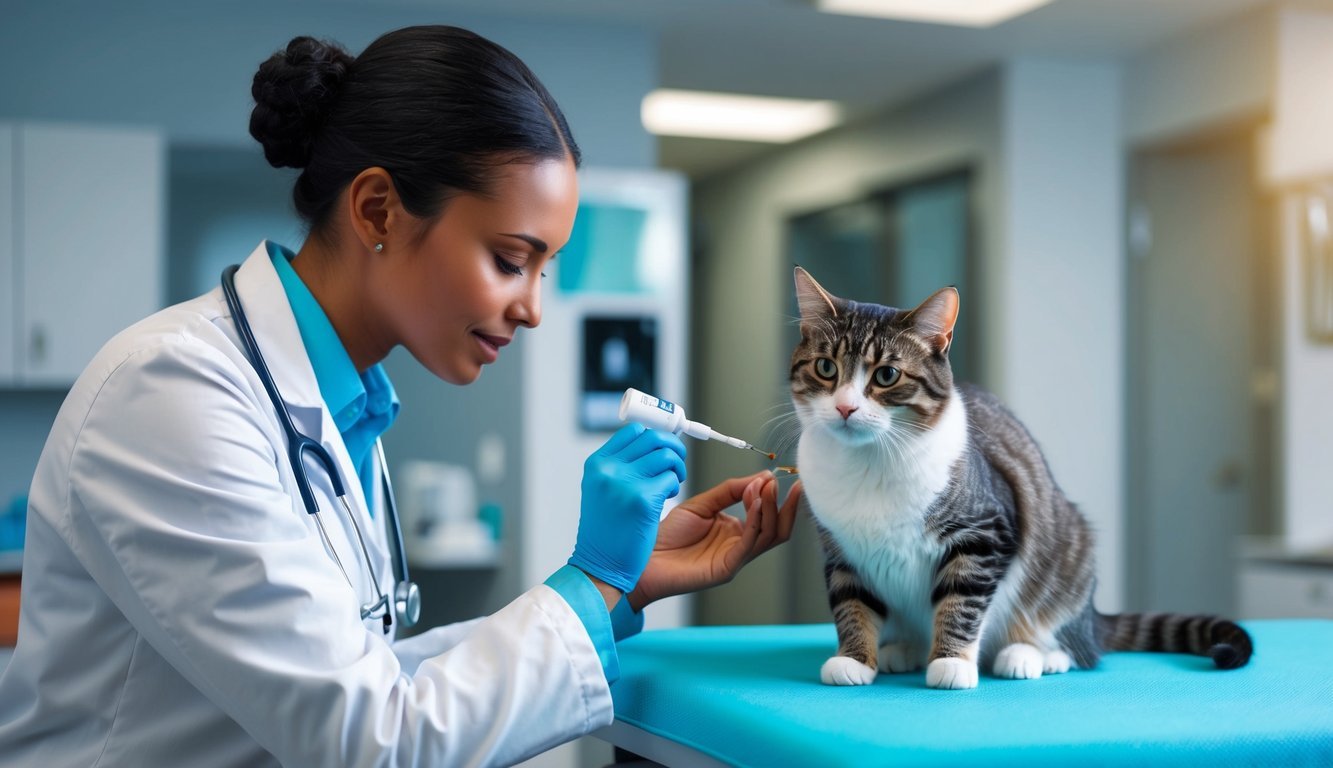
top-left (268, 242), bottom-right (399, 514)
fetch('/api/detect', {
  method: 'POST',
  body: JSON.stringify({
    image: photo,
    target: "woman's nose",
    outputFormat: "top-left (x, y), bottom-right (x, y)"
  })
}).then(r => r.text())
top-left (511, 280), bottom-right (542, 328)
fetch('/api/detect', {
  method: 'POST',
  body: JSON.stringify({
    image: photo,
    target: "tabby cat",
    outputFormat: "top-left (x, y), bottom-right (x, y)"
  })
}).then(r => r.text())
top-left (789, 267), bottom-right (1252, 689)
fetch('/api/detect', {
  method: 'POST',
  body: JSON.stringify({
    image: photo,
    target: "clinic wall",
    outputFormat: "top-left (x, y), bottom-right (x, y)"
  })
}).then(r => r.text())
top-left (690, 71), bottom-right (1006, 625)
top-left (1130, 5), bottom-right (1333, 552)
top-left (1122, 5), bottom-right (1273, 147)
top-left (1267, 7), bottom-right (1333, 550)
top-left (0, 0), bottom-right (657, 626)
top-left (0, 0), bottom-right (654, 168)
top-left (999, 58), bottom-right (1125, 611)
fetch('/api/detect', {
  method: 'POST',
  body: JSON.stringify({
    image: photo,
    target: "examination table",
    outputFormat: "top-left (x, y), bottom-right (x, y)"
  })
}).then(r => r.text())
top-left (595, 620), bottom-right (1333, 767)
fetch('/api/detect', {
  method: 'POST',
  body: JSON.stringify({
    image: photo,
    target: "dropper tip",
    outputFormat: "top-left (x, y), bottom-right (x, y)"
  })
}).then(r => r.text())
top-left (745, 445), bottom-right (776, 460)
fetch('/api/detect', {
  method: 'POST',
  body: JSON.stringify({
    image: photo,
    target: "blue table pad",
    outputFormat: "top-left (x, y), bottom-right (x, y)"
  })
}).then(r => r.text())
top-left (610, 620), bottom-right (1333, 767)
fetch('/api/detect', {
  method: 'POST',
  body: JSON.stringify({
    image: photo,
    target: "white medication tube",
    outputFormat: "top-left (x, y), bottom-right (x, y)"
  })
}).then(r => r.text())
top-left (618, 388), bottom-right (771, 456)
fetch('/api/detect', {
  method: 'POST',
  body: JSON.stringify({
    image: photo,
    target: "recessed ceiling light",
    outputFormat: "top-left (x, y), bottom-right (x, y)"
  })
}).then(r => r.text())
top-left (641, 89), bottom-right (842, 143)
top-left (815, 0), bottom-right (1057, 28)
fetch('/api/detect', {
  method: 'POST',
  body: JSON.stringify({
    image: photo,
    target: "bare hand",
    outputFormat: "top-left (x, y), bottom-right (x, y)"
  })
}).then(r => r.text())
top-left (628, 472), bottom-right (803, 611)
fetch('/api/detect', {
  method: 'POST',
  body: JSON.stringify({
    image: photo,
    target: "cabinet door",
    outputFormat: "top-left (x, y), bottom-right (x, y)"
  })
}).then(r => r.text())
top-left (0, 125), bottom-right (14, 383)
top-left (1240, 563), bottom-right (1333, 619)
top-left (18, 123), bottom-right (164, 385)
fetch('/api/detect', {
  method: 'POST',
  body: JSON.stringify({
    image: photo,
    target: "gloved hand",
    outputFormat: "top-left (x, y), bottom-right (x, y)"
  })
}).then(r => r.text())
top-left (569, 424), bottom-right (687, 594)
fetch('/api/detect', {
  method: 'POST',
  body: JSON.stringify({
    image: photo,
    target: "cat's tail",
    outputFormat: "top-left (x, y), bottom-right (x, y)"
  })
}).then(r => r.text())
top-left (1094, 612), bottom-right (1253, 669)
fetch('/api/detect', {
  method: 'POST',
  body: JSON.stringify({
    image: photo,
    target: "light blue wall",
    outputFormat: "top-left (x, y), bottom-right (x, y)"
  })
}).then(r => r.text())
top-left (0, 0), bottom-right (655, 166)
top-left (0, 0), bottom-right (658, 629)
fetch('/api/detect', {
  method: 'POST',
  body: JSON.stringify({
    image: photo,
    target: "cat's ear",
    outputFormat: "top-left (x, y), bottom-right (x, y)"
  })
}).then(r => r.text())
top-left (907, 286), bottom-right (959, 354)
top-left (794, 267), bottom-right (839, 323)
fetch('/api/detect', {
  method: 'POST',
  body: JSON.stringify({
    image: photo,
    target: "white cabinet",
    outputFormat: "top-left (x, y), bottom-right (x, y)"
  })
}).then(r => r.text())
top-left (2, 121), bottom-right (164, 386)
top-left (1239, 560), bottom-right (1333, 619)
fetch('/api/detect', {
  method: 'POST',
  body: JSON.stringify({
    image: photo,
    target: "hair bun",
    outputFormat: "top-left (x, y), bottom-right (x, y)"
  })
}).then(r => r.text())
top-left (249, 36), bottom-right (354, 169)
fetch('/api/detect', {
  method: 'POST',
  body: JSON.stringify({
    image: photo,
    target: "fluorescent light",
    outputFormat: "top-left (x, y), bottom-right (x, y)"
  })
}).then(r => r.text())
top-left (641, 89), bottom-right (841, 143)
top-left (816, 0), bottom-right (1056, 28)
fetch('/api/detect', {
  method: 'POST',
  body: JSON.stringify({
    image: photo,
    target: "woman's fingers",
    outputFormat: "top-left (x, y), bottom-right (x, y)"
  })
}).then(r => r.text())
top-left (689, 472), bottom-right (767, 516)
top-left (735, 493), bottom-right (762, 563)
top-left (776, 480), bottom-right (803, 542)
top-left (600, 423), bottom-right (646, 455)
top-left (618, 428), bottom-right (687, 464)
top-left (635, 446), bottom-right (688, 485)
top-left (753, 476), bottom-right (779, 553)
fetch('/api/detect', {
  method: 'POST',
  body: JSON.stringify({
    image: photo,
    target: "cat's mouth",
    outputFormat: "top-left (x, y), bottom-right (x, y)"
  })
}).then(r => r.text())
top-left (824, 415), bottom-right (878, 444)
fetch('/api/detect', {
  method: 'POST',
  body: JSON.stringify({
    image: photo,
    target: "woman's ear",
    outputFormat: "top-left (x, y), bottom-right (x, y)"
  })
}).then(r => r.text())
top-left (346, 167), bottom-right (404, 253)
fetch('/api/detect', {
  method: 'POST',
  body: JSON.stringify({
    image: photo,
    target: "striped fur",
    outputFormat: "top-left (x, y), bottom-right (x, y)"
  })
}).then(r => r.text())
top-left (789, 267), bottom-right (1253, 689)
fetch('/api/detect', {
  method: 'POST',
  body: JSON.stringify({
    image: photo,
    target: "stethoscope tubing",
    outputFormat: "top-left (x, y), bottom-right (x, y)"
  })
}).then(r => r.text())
top-left (220, 264), bottom-right (419, 632)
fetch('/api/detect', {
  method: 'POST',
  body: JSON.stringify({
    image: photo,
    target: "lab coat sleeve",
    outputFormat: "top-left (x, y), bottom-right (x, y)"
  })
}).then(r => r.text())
top-left (62, 337), bottom-right (613, 768)
top-left (390, 620), bottom-right (484, 675)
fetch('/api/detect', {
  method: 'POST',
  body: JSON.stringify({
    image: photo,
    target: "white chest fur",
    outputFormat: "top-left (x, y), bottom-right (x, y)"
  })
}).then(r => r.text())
top-left (797, 393), bottom-right (969, 639)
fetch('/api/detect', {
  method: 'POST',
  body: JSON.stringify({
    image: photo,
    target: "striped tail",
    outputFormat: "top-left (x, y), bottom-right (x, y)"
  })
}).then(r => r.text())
top-left (1096, 612), bottom-right (1253, 669)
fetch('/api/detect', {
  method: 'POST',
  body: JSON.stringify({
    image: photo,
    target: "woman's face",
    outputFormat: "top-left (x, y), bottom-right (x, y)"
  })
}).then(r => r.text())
top-left (377, 156), bottom-right (579, 385)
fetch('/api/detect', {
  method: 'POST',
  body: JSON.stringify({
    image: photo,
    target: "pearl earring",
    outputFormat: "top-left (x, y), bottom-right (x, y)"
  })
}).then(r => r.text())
top-left (374, 243), bottom-right (384, 253)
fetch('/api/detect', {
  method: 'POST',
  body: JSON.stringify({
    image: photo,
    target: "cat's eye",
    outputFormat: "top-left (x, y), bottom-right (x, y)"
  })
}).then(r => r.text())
top-left (814, 358), bottom-right (838, 380)
top-left (873, 366), bottom-right (901, 387)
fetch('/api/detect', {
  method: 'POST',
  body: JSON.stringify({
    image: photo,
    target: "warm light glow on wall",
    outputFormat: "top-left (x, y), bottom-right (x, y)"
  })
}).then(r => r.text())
top-left (816, 0), bottom-right (1057, 27)
top-left (641, 89), bottom-right (842, 143)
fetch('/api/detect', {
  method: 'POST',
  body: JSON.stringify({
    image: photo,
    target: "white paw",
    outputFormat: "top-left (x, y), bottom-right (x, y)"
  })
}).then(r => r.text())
top-left (878, 642), bottom-right (923, 673)
top-left (925, 657), bottom-right (978, 690)
top-left (1043, 649), bottom-right (1072, 675)
top-left (994, 643), bottom-right (1044, 680)
top-left (821, 655), bottom-right (878, 686)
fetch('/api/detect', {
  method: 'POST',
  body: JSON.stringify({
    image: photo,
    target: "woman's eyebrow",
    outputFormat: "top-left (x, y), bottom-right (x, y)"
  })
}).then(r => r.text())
top-left (499, 232), bottom-right (548, 253)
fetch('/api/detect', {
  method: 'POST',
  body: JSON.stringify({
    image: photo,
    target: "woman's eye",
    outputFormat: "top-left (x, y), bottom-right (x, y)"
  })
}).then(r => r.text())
top-left (814, 358), bottom-right (838, 379)
top-left (493, 253), bottom-right (524, 277)
top-left (873, 366), bottom-right (901, 387)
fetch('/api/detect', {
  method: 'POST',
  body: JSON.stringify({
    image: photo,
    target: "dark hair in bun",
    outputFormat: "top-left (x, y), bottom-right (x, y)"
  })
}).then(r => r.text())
top-left (249, 36), bottom-right (353, 170)
top-left (249, 26), bottom-right (582, 237)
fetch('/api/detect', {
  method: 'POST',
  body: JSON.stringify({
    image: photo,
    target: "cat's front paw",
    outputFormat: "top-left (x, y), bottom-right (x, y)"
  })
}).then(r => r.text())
top-left (925, 657), bottom-right (978, 689)
top-left (878, 642), bottom-right (924, 673)
top-left (820, 655), bottom-right (878, 686)
top-left (994, 643), bottom-right (1044, 680)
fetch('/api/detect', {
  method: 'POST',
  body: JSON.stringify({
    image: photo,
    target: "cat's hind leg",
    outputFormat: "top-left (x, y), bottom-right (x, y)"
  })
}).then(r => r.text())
top-left (878, 641), bottom-right (925, 673)
top-left (992, 643), bottom-right (1072, 677)
top-left (877, 620), bottom-right (926, 673)
top-left (993, 621), bottom-right (1071, 678)
top-left (1043, 649), bottom-right (1072, 674)
top-left (993, 643), bottom-right (1044, 679)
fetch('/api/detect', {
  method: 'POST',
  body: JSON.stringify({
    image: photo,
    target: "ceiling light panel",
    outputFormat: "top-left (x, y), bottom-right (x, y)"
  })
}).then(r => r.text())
top-left (641, 89), bottom-right (842, 143)
top-left (816, 0), bottom-right (1057, 28)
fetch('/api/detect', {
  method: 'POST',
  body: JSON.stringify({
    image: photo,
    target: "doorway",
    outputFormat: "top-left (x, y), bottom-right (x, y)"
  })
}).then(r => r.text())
top-left (1126, 128), bottom-right (1277, 616)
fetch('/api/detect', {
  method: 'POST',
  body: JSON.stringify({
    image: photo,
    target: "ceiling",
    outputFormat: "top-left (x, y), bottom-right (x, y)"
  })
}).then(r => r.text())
top-left (376, 0), bottom-right (1281, 178)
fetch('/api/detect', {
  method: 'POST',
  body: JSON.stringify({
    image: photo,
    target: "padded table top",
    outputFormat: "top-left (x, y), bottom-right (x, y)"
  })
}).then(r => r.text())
top-left (609, 619), bottom-right (1333, 767)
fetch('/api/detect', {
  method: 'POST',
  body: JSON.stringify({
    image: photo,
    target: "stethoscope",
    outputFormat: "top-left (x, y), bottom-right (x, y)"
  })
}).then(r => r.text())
top-left (221, 265), bottom-right (421, 634)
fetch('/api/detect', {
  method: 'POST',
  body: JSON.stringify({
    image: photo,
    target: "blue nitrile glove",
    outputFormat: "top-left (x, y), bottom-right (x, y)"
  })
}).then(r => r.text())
top-left (569, 424), bottom-right (687, 594)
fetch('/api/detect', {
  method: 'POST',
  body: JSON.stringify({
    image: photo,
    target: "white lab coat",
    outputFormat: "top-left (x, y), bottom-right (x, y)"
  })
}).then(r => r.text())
top-left (0, 243), bottom-right (613, 767)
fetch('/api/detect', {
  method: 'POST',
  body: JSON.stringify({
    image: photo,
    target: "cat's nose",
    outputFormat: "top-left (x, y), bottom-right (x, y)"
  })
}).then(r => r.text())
top-left (836, 404), bottom-right (858, 420)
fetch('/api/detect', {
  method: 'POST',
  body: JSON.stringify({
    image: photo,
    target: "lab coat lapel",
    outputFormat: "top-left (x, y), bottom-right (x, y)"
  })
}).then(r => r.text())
top-left (229, 243), bottom-right (382, 561)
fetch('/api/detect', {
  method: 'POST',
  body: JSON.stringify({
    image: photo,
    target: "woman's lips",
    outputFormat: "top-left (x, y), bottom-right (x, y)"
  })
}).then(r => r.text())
top-left (473, 332), bottom-right (510, 362)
